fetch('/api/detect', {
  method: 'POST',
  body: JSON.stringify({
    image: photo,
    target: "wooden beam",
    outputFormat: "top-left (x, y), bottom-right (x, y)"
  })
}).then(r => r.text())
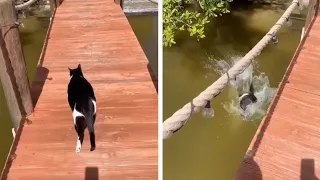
top-left (0, 0), bottom-right (33, 129)
top-left (120, 0), bottom-right (123, 9)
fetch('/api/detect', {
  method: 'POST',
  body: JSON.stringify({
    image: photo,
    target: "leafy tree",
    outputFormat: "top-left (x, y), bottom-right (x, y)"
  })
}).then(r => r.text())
top-left (163, 0), bottom-right (231, 47)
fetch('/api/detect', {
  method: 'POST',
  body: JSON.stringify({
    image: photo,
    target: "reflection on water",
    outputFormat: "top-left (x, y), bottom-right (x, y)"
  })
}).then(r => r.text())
top-left (164, 3), bottom-right (305, 180)
top-left (0, 15), bottom-right (49, 172)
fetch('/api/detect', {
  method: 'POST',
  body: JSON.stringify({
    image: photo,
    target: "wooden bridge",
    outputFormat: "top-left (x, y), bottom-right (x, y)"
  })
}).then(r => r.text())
top-left (235, 0), bottom-right (320, 179)
top-left (0, 0), bottom-right (158, 179)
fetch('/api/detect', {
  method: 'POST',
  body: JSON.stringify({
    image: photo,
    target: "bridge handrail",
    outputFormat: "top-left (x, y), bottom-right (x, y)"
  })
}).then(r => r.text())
top-left (163, 0), bottom-right (300, 140)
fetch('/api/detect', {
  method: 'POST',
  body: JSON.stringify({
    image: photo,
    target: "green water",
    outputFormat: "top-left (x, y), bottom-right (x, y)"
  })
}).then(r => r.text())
top-left (0, 15), bottom-right (50, 172)
top-left (127, 14), bottom-right (158, 77)
top-left (163, 3), bottom-right (305, 180)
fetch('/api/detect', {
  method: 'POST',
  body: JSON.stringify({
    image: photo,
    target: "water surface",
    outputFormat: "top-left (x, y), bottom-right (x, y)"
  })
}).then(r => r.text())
top-left (127, 14), bottom-right (158, 77)
top-left (163, 3), bottom-right (305, 180)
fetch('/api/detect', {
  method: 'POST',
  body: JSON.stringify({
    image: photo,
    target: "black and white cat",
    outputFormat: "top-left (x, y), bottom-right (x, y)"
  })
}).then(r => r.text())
top-left (67, 64), bottom-right (97, 153)
top-left (239, 83), bottom-right (257, 111)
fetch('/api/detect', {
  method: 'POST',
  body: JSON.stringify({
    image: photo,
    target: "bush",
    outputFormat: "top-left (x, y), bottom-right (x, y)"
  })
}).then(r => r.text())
top-left (163, 0), bottom-right (230, 47)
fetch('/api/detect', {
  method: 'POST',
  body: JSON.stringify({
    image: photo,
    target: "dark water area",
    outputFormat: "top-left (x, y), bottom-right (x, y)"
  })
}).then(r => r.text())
top-left (163, 2), bottom-right (305, 180)
top-left (127, 14), bottom-right (158, 77)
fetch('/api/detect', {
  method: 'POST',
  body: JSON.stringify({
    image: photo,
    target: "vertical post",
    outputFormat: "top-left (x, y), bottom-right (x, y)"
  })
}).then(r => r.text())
top-left (0, 0), bottom-right (33, 130)
top-left (120, 0), bottom-right (123, 9)
top-left (301, 27), bottom-right (305, 41)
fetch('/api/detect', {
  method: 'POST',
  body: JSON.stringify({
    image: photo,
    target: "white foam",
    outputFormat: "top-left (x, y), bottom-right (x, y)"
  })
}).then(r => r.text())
top-left (209, 55), bottom-right (276, 120)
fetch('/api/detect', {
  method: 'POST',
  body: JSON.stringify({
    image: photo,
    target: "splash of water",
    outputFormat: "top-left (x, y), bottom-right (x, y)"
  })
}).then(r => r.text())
top-left (209, 55), bottom-right (276, 121)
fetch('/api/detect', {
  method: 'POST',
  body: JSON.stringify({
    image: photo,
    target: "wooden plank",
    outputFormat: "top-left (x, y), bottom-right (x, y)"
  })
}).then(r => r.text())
top-left (235, 11), bottom-right (320, 180)
top-left (1, 0), bottom-right (158, 179)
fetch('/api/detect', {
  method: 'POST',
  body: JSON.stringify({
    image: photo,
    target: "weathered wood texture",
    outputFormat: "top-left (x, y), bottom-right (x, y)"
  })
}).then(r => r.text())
top-left (0, 0), bottom-right (33, 129)
top-left (235, 11), bottom-right (320, 180)
top-left (1, 0), bottom-right (158, 179)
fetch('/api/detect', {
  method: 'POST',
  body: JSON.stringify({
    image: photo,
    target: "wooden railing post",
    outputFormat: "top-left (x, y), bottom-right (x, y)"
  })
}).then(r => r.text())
top-left (120, 0), bottom-right (123, 9)
top-left (0, 0), bottom-right (33, 130)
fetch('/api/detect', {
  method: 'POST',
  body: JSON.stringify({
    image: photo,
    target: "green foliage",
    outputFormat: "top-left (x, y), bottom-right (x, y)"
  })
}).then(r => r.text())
top-left (163, 0), bottom-right (230, 47)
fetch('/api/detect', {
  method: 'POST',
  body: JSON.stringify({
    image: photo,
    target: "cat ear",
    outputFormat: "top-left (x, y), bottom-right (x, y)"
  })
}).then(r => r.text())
top-left (68, 67), bottom-right (71, 71)
top-left (78, 64), bottom-right (81, 69)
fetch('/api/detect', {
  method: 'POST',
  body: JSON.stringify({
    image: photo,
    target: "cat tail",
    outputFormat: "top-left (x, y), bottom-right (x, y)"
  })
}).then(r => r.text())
top-left (249, 83), bottom-right (258, 103)
top-left (249, 83), bottom-right (255, 95)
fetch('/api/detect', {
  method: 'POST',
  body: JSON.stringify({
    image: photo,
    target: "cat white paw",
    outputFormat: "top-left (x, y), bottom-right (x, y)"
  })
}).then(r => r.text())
top-left (75, 139), bottom-right (81, 153)
top-left (75, 147), bottom-right (81, 153)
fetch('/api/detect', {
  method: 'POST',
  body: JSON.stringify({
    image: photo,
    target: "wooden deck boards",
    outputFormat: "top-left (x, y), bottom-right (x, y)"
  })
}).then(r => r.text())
top-left (235, 16), bottom-right (320, 179)
top-left (1, 0), bottom-right (158, 179)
